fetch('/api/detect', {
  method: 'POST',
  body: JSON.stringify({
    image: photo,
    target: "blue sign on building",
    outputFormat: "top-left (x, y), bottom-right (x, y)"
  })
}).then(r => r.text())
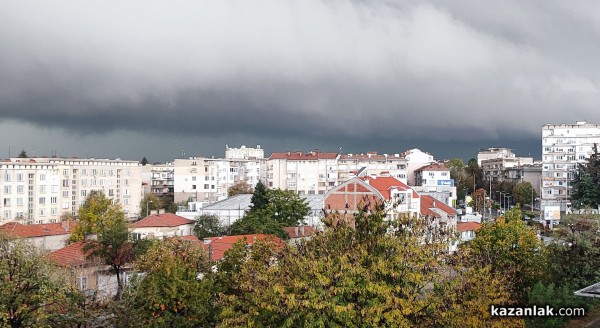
top-left (437, 179), bottom-right (455, 186)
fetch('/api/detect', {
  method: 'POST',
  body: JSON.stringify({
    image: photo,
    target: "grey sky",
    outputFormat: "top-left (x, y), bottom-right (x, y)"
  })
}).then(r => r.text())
top-left (1, 1), bottom-right (599, 161)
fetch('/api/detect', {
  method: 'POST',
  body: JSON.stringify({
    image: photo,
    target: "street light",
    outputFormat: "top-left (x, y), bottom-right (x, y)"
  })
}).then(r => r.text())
top-left (146, 200), bottom-right (153, 217)
top-left (497, 191), bottom-right (505, 212)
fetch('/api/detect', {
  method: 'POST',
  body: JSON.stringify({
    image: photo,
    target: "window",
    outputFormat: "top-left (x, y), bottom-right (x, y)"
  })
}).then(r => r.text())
top-left (4, 173), bottom-right (12, 181)
top-left (62, 179), bottom-right (69, 187)
top-left (62, 202), bottom-right (69, 209)
top-left (16, 198), bottom-right (23, 206)
top-left (3, 210), bottom-right (11, 219)
top-left (81, 179), bottom-right (87, 186)
top-left (63, 169), bottom-right (69, 176)
top-left (63, 191), bottom-right (69, 197)
top-left (51, 185), bottom-right (58, 193)
top-left (50, 196), bottom-right (57, 204)
top-left (17, 173), bottom-right (24, 181)
top-left (3, 186), bottom-right (11, 194)
top-left (203, 184), bottom-right (209, 189)
top-left (51, 208), bottom-right (57, 215)
top-left (192, 185), bottom-right (197, 190)
top-left (108, 189), bottom-right (114, 196)
top-left (39, 197), bottom-right (46, 205)
top-left (77, 277), bottom-right (87, 290)
top-left (39, 208), bottom-right (45, 216)
top-left (428, 172), bottom-right (435, 177)
top-left (39, 185), bottom-right (46, 193)
top-left (39, 174), bottom-right (46, 181)
top-left (192, 176), bottom-right (196, 181)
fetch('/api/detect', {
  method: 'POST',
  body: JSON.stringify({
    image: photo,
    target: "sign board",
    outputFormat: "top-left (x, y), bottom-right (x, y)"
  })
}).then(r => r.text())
top-left (543, 206), bottom-right (561, 221)
top-left (437, 179), bottom-right (455, 186)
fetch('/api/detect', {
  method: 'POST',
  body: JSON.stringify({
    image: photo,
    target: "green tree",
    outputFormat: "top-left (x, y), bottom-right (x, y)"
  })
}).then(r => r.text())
top-left (126, 237), bottom-right (215, 327)
top-left (139, 193), bottom-right (163, 218)
top-left (512, 182), bottom-right (535, 208)
top-left (227, 181), bottom-right (253, 197)
top-left (230, 189), bottom-right (310, 239)
top-left (17, 149), bottom-right (28, 158)
top-left (526, 281), bottom-right (593, 328)
top-left (0, 235), bottom-right (83, 328)
top-left (221, 202), bottom-right (522, 327)
top-left (140, 157), bottom-right (148, 166)
top-left (194, 214), bottom-right (224, 239)
top-left (572, 144), bottom-right (600, 209)
top-left (464, 206), bottom-right (547, 302)
top-left (69, 190), bottom-right (127, 243)
top-left (248, 181), bottom-right (268, 214)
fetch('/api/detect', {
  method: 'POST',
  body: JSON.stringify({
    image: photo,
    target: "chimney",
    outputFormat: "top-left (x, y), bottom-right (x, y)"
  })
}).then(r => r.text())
top-left (61, 219), bottom-right (70, 232)
top-left (295, 226), bottom-right (299, 237)
top-left (433, 200), bottom-right (436, 207)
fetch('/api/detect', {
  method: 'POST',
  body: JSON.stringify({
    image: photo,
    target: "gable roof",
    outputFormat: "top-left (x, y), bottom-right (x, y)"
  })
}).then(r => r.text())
top-left (203, 234), bottom-right (284, 261)
top-left (416, 163), bottom-right (449, 172)
top-left (457, 222), bottom-right (482, 232)
top-left (359, 176), bottom-right (419, 200)
top-left (420, 195), bottom-right (457, 218)
top-left (131, 213), bottom-right (193, 228)
top-left (0, 222), bottom-right (75, 238)
top-left (49, 241), bottom-right (88, 267)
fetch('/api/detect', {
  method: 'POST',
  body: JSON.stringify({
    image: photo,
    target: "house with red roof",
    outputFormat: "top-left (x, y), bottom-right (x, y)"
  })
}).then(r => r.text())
top-left (284, 225), bottom-right (317, 245)
top-left (48, 241), bottom-right (131, 298)
top-left (0, 221), bottom-right (76, 251)
top-left (420, 195), bottom-right (458, 226)
top-left (323, 176), bottom-right (421, 220)
top-left (457, 221), bottom-right (482, 242)
top-left (130, 213), bottom-right (194, 240)
top-left (414, 163), bottom-right (452, 187)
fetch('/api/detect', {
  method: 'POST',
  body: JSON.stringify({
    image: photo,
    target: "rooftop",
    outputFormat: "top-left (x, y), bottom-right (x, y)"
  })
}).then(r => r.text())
top-left (48, 241), bottom-right (88, 267)
top-left (131, 213), bottom-right (193, 228)
top-left (457, 222), bottom-right (482, 232)
top-left (0, 221), bottom-right (75, 238)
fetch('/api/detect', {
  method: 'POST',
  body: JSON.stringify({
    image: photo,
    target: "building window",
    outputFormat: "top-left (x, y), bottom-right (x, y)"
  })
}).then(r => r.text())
top-left (39, 185), bottom-right (46, 193)
top-left (50, 196), bottom-right (57, 204)
top-left (77, 276), bottom-right (87, 290)
top-left (62, 180), bottom-right (69, 187)
top-left (51, 208), bottom-right (57, 215)
top-left (17, 173), bottom-right (24, 181)
top-left (62, 190), bottom-right (69, 197)
top-left (63, 169), bottom-right (69, 176)
top-left (192, 185), bottom-right (197, 190)
top-left (3, 186), bottom-right (11, 194)
top-left (203, 184), bottom-right (209, 189)
top-left (39, 197), bottom-right (45, 205)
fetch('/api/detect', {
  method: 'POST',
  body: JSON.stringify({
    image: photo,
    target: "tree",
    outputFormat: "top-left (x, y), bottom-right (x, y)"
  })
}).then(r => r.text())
top-left (571, 144), bottom-right (600, 209)
top-left (140, 157), bottom-right (148, 166)
top-left (248, 181), bottom-right (269, 214)
top-left (512, 182), bottom-right (535, 208)
top-left (138, 193), bottom-right (163, 218)
top-left (227, 181), bottom-right (253, 197)
top-left (0, 235), bottom-right (82, 327)
top-left (221, 202), bottom-right (523, 327)
top-left (69, 190), bottom-right (127, 243)
top-left (126, 237), bottom-right (215, 327)
top-left (230, 188), bottom-right (310, 239)
top-left (17, 149), bottom-right (28, 158)
top-left (526, 282), bottom-right (593, 328)
top-left (464, 206), bottom-right (547, 302)
top-left (194, 214), bottom-right (224, 239)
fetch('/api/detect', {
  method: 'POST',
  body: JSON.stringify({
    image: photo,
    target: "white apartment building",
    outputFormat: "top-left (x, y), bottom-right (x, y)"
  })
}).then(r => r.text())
top-left (173, 157), bottom-right (265, 203)
top-left (337, 152), bottom-right (408, 184)
top-left (0, 157), bottom-right (142, 224)
top-left (542, 121), bottom-right (600, 211)
top-left (267, 151), bottom-right (339, 195)
top-left (225, 145), bottom-right (264, 160)
top-left (414, 163), bottom-right (452, 187)
top-left (477, 147), bottom-right (515, 166)
top-left (403, 149), bottom-right (435, 186)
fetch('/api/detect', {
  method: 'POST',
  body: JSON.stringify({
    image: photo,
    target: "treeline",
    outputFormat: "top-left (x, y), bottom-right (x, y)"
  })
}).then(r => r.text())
top-left (2, 195), bottom-right (599, 327)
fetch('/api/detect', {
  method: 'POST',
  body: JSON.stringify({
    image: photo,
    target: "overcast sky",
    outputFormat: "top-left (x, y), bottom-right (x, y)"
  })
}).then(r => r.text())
top-left (1, 1), bottom-right (599, 162)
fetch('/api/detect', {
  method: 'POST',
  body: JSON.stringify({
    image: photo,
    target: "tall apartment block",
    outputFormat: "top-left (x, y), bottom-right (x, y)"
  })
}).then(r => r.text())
top-left (0, 157), bottom-right (142, 224)
top-left (541, 121), bottom-right (600, 211)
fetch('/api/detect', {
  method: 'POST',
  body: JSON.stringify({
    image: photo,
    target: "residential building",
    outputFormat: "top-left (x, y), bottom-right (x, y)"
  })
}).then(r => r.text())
top-left (505, 164), bottom-right (543, 206)
top-left (148, 163), bottom-right (174, 199)
top-left (477, 147), bottom-right (515, 166)
top-left (130, 213), bottom-right (194, 239)
top-left (176, 194), bottom-right (325, 228)
top-left (414, 163), bottom-right (452, 187)
top-left (267, 151), bottom-right (339, 195)
top-left (200, 234), bottom-right (285, 261)
top-left (0, 221), bottom-right (75, 251)
top-left (0, 157), bottom-right (142, 223)
top-left (541, 121), bottom-right (600, 211)
top-left (481, 156), bottom-right (534, 182)
top-left (225, 145), bottom-right (264, 160)
top-left (337, 152), bottom-right (408, 184)
top-left (402, 149), bottom-right (435, 186)
top-left (323, 176), bottom-right (421, 219)
top-left (283, 225), bottom-right (317, 245)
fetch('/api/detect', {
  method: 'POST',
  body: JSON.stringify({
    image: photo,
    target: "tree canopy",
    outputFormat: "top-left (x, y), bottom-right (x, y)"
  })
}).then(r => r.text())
top-left (138, 193), bottom-right (163, 218)
top-left (227, 181), bottom-right (253, 197)
top-left (571, 146), bottom-right (600, 209)
top-left (194, 213), bottom-right (225, 239)
top-left (69, 190), bottom-right (127, 243)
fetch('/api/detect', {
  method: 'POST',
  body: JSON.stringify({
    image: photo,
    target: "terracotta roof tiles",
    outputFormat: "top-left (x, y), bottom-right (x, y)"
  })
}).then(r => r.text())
top-left (131, 213), bottom-right (193, 228)
top-left (0, 222), bottom-right (75, 238)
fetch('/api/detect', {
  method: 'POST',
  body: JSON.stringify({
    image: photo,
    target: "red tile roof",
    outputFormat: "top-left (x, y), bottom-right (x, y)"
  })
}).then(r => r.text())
top-left (269, 152), bottom-right (338, 160)
top-left (49, 241), bottom-right (89, 267)
top-left (359, 176), bottom-right (419, 200)
top-left (203, 234), bottom-right (284, 261)
top-left (457, 222), bottom-right (482, 232)
top-left (416, 163), bottom-right (449, 172)
top-left (0, 222), bottom-right (75, 238)
top-left (284, 226), bottom-right (317, 239)
top-left (420, 195), bottom-right (457, 218)
top-left (131, 213), bottom-right (193, 228)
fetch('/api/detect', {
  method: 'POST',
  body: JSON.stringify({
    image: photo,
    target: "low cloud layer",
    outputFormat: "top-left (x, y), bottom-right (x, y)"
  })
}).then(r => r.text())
top-left (1, 1), bottom-right (599, 159)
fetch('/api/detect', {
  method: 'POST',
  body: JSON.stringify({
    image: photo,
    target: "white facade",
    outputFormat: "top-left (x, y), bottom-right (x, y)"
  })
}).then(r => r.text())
top-left (173, 157), bottom-right (265, 203)
top-left (403, 149), bottom-right (435, 186)
top-left (338, 153), bottom-right (408, 184)
top-left (542, 121), bottom-right (600, 211)
top-left (225, 145), bottom-right (264, 159)
top-left (267, 151), bottom-right (339, 195)
top-left (477, 147), bottom-right (515, 166)
top-left (1, 157), bottom-right (142, 223)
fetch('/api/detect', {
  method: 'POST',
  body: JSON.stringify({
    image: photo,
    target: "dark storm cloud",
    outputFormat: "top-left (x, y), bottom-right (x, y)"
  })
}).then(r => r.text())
top-left (1, 0), bottom-right (600, 158)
